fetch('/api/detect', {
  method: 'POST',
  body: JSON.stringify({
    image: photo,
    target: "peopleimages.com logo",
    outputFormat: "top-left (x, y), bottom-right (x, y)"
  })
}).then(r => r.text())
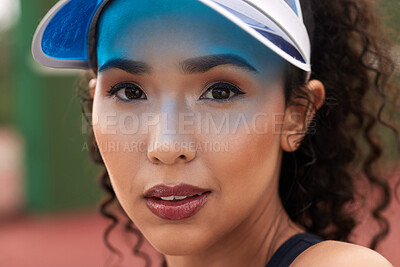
top-left (82, 111), bottom-right (317, 136)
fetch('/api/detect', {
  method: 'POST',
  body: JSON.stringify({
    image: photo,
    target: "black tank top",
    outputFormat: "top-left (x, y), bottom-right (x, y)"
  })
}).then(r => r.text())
top-left (265, 233), bottom-right (324, 267)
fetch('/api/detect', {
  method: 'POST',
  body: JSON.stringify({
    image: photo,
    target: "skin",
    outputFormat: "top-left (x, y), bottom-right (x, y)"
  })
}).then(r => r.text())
top-left (88, 0), bottom-right (392, 266)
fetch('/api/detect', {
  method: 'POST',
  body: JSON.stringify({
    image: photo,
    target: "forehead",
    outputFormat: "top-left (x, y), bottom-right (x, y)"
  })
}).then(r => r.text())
top-left (96, 0), bottom-right (283, 70)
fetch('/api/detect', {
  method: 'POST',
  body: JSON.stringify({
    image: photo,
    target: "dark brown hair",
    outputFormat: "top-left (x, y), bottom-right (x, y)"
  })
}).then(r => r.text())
top-left (77, 0), bottom-right (400, 266)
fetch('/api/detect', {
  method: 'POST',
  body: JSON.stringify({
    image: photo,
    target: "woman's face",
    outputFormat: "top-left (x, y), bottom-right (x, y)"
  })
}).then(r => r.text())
top-left (93, 0), bottom-right (290, 255)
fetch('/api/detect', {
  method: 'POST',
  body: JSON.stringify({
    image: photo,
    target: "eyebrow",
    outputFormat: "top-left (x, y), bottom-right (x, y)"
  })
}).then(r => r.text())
top-left (98, 58), bottom-right (151, 75)
top-left (181, 54), bottom-right (259, 74)
top-left (99, 54), bottom-right (258, 75)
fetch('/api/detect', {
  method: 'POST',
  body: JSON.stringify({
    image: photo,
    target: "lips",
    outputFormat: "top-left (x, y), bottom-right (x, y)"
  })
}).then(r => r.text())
top-left (144, 183), bottom-right (211, 220)
top-left (144, 183), bottom-right (210, 198)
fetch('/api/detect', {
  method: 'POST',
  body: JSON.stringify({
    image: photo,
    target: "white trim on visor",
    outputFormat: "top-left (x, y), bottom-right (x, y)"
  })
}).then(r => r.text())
top-left (198, 0), bottom-right (311, 72)
top-left (32, 0), bottom-right (311, 76)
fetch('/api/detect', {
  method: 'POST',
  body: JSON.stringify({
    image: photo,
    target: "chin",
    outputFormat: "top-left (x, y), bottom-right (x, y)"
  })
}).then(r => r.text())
top-left (144, 227), bottom-right (213, 256)
top-left (155, 243), bottom-right (200, 256)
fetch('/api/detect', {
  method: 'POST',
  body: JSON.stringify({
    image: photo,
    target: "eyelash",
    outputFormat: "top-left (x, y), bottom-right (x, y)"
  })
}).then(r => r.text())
top-left (106, 81), bottom-right (246, 103)
top-left (106, 82), bottom-right (147, 103)
top-left (200, 81), bottom-right (246, 103)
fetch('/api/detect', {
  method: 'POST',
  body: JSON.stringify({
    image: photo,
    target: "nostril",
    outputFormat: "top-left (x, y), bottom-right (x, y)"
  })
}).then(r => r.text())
top-left (147, 148), bottom-right (196, 165)
top-left (150, 156), bottom-right (161, 164)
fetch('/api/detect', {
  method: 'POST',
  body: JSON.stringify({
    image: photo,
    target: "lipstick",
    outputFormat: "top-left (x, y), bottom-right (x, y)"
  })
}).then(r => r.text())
top-left (144, 184), bottom-right (211, 220)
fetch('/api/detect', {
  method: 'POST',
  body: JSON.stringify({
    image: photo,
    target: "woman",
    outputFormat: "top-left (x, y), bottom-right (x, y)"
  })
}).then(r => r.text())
top-left (32, 0), bottom-right (398, 266)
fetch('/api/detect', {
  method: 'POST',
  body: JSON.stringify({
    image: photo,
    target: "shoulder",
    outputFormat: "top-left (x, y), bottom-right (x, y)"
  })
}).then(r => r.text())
top-left (291, 240), bottom-right (393, 267)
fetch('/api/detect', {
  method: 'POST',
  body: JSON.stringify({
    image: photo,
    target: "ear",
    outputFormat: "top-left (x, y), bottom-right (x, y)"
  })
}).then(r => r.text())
top-left (280, 80), bottom-right (325, 152)
top-left (89, 78), bottom-right (97, 99)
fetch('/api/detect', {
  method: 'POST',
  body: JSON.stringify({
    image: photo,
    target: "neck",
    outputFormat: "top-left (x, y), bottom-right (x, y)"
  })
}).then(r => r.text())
top-left (164, 178), bottom-right (304, 267)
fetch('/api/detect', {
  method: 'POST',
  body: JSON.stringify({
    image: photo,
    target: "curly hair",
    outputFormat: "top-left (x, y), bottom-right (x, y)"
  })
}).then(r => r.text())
top-left (76, 0), bottom-right (400, 266)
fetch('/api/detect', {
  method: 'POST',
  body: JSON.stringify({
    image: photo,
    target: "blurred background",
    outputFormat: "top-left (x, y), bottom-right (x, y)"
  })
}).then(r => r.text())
top-left (0, 0), bottom-right (399, 266)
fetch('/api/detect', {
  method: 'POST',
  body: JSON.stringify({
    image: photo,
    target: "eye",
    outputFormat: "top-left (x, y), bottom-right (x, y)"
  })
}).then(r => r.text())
top-left (200, 82), bottom-right (245, 102)
top-left (107, 82), bottom-right (147, 101)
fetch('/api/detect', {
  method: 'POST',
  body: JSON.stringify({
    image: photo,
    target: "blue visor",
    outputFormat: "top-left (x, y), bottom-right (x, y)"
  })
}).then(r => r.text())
top-left (42, 0), bottom-right (101, 61)
top-left (32, 0), bottom-right (311, 72)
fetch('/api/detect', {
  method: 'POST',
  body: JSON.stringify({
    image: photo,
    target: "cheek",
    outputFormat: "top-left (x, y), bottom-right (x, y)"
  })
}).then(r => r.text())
top-left (204, 111), bottom-right (282, 202)
top-left (196, 88), bottom-right (285, 225)
top-left (91, 93), bottom-right (146, 203)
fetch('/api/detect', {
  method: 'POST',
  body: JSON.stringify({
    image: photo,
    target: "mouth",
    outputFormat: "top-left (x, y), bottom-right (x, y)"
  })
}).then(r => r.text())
top-left (155, 192), bottom-right (206, 201)
top-left (144, 184), bottom-right (211, 220)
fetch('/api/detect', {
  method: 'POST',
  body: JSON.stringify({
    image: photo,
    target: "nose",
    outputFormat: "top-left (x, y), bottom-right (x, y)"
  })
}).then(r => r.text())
top-left (147, 101), bottom-right (196, 165)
